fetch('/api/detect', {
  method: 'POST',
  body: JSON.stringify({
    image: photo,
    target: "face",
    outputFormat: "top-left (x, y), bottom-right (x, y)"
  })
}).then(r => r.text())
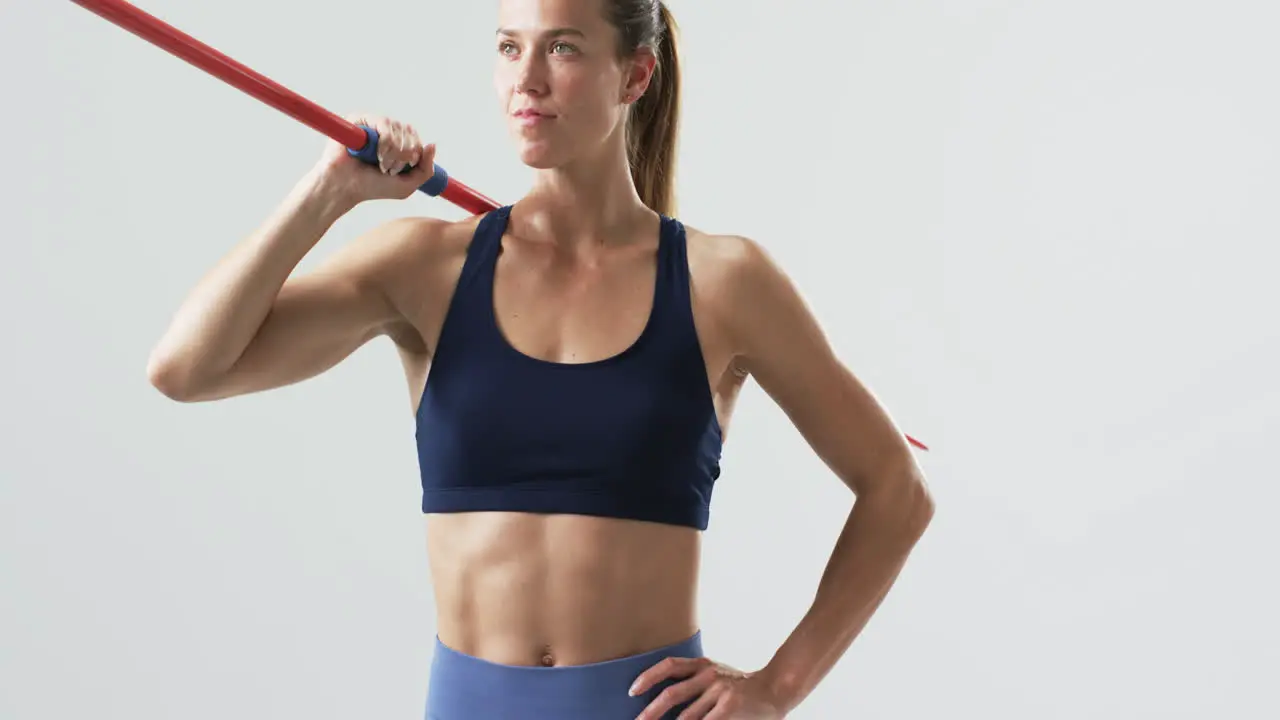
top-left (495, 0), bottom-right (656, 169)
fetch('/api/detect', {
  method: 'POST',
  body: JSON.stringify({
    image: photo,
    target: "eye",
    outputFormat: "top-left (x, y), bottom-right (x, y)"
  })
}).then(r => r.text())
top-left (551, 41), bottom-right (578, 55)
top-left (498, 40), bottom-right (518, 56)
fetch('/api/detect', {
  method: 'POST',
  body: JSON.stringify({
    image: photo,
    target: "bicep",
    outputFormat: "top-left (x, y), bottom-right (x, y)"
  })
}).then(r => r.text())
top-left (729, 239), bottom-right (916, 493)
top-left (213, 274), bottom-right (389, 397)
top-left (202, 218), bottom-right (433, 400)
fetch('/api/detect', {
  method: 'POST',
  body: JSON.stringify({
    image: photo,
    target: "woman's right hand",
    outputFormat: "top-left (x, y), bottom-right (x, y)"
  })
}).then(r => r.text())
top-left (312, 113), bottom-right (437, 205)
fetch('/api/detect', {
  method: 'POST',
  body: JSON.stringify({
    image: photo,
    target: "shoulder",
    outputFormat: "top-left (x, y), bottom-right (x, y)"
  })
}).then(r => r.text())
top-left (682, 222), bottom-right (781, 278)
top-left (679, 223), bottom-right (812, 359)
top-left (342, 211), bottom-right (485, 295)
top-left (334, 211), bottom-right (489, 353)
top-left (350, 213), bottom-right (480, 273)
top-left (681, 224), bottom-right (789, 314)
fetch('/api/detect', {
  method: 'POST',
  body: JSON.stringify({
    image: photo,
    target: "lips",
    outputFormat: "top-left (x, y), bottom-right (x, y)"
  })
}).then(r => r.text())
top-left (513, 109), bottom-right (555, 129)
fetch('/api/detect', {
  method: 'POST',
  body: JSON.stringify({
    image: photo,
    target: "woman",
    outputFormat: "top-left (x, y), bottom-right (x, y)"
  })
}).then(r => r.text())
top-left (145, 0), bottom-right (935, 717)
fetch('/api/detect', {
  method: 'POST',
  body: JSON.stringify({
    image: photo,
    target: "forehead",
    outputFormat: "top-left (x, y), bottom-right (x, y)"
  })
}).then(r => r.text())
top-left (496, 0), bottom-right (610, 36)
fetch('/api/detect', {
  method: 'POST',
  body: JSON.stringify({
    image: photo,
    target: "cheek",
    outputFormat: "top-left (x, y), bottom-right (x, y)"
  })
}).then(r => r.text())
top-left (494, 66), bottom-right (514, 99)
top-left (557, 69), bottom-right (621, 120)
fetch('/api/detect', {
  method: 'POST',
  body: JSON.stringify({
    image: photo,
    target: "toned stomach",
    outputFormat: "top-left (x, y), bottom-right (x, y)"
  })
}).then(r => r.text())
top-left (424, 511), bottom-right (701, 667)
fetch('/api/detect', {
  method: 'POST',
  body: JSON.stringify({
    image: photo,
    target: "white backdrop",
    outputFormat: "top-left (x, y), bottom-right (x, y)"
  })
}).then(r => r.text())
top-left (2, 0), bottom-right (1277, 717)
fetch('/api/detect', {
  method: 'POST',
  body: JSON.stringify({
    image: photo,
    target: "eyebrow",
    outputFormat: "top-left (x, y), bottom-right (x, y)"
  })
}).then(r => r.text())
top-left (495, 27), bottom-right (587, 39)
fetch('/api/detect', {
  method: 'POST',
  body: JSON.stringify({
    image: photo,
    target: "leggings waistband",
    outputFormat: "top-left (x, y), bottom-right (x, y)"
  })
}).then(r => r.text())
top-left (425, 631), bottom-right (705, 720)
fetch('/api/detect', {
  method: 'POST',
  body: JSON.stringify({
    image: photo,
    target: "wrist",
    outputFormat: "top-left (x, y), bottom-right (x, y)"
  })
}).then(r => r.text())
top-left (752, 662), bottom-right (806, 715)
top-left (297, 166), bottom-right (361, 219)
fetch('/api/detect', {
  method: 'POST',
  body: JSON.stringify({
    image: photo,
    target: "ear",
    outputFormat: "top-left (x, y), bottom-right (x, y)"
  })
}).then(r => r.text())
top-left (621, 47), bottom-right (658, 103)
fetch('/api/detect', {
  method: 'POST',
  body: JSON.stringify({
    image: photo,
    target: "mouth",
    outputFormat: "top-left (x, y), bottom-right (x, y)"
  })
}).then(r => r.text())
top-left (513, 109), bottom-right (555, 127)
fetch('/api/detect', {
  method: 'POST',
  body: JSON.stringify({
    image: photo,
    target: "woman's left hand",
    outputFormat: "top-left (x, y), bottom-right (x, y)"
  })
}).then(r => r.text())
top-left (630, 656), bottom-right (788, 719)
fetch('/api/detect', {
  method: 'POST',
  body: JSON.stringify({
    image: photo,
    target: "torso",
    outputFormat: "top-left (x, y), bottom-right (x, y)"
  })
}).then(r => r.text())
top-left (382, 207), bottom-right (747, 666)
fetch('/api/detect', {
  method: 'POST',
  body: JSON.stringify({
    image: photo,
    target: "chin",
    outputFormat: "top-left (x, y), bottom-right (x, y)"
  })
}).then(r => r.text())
top-left (516, 141), bottom-right (568, 170)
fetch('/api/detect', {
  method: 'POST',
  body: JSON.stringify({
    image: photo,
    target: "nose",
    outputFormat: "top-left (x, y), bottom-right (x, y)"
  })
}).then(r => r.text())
top-left (513, 54), bottom-right (549, 97)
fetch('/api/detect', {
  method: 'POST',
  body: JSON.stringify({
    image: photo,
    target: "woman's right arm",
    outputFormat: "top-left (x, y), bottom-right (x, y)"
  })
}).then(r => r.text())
top-left (146, 115), bottom-right (439, 402)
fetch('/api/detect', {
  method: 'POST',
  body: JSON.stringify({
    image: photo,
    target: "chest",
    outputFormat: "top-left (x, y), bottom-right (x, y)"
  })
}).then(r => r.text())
top-left (491, 241), bottom-right (658, 365)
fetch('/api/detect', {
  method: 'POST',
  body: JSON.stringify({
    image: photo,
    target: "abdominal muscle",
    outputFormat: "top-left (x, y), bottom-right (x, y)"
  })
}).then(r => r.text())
top-left (424, 511), bottom-right (701, 667)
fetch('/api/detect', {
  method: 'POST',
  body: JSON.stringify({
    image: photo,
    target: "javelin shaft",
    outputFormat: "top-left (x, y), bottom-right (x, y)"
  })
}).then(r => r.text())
top-left (68, 0), bottom-right (500, 215)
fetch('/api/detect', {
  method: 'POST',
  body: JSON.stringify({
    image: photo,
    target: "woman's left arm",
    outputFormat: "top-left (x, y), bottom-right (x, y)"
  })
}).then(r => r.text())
top-left (732, 236), bottom-right (935, 713)
top-left (632, 235), bottom-right (935, 719)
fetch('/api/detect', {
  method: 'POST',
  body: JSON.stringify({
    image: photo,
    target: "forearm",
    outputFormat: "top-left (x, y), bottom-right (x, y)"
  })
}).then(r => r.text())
top-left (147, 171), bottom-right (354, 388)
top-left (757, 477), bottom-right (934, 713)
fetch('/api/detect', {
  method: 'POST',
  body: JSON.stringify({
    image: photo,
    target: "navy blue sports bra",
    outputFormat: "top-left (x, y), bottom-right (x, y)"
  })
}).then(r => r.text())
top-left (414, 205), bottom-right (723, 530)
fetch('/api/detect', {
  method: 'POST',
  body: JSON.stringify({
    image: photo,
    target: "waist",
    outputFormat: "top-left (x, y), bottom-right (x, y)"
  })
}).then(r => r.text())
top-left (427, 629), bottom-right (704, 719)
top-left (425, 511), bottom-right (700, 666)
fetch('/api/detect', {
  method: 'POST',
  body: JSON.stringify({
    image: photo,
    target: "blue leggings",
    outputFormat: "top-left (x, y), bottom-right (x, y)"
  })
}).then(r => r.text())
top-left (425, 631), bottom-right (705, 719)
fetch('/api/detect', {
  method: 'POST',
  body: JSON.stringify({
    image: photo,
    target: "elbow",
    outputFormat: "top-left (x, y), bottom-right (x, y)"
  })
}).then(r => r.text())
top-left (904, 472), bottom-right (936, 534)
top-left (145, 350), bottom-right (203, 402)
top-left (893, 462), bottom-right (935, 520)
top-left (862, 465), bottom-right (935, 536)
top-left (914, 483), bottom-right (936, 531)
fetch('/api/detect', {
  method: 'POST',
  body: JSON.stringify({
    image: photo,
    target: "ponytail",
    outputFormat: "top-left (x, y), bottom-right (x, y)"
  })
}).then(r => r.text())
top-left (618, 2), bottom-right (681, 217)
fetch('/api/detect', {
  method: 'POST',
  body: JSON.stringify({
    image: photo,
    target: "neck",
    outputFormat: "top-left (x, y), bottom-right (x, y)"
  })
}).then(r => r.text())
top-left (515, 132), bottom-right (654, 249)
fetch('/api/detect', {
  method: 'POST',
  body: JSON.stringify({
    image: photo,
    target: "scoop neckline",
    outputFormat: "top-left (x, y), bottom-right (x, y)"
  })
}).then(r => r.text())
top-left (485, 206), bottom-right (669, 369)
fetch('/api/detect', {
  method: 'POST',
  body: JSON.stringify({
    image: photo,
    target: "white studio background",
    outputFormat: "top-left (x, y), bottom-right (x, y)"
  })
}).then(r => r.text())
top-left (2, 0), bottom-right (1277, 718)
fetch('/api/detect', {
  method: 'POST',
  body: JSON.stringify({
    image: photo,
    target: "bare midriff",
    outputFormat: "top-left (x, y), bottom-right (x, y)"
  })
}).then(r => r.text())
top-left (425, 511), bottom-right (701, 667)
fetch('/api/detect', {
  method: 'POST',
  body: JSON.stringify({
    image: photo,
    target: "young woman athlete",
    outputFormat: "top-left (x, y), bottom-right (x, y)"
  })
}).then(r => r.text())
top-left (145, 1), bottom-right (936, 717)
